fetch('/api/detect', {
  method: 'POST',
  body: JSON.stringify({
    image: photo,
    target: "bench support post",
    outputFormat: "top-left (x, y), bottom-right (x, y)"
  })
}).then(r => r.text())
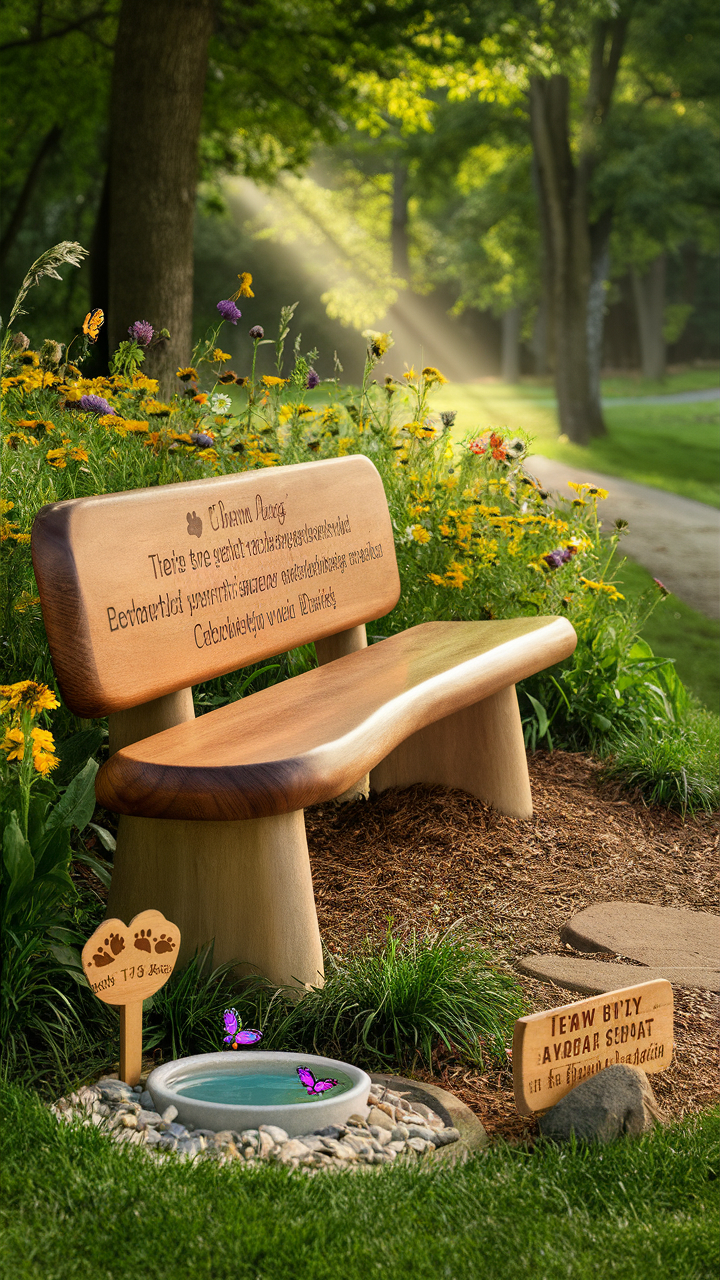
top-left (369, 684), bottom-right (533, 818)
top-left (107, 811), bottom-right (324, 992)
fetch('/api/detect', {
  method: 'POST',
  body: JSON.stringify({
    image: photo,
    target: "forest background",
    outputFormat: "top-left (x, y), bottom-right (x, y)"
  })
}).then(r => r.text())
top-left (1, 0), bottom-right (718, 446)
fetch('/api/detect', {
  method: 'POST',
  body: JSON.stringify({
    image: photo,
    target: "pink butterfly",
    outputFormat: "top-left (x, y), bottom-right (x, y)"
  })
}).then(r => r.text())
top-left (296, 1066), bottom-right (338, 1095)
top-left (222, 1007), bottom-right (262, 1048)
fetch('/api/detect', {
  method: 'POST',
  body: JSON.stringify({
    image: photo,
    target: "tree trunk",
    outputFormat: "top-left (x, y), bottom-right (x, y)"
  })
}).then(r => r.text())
top-left (391, 158), bottom-right (410, 282)
top-left (529, 17), bottom-right (628, 444)
top-left (530, 75), bottom-right (599, 444)
top-left (632, 253), bottom-right (666, 380)
top-left (107, 0), bottom-right (214, 395)
top-left (587, 210), bottom-right (612, 416)
top-left (501, 306), bottom-right (521, 382)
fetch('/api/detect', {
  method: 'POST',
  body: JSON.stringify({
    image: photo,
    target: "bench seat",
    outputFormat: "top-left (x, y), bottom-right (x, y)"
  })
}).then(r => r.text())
top-left (97, 616), bottom-right (575, 822)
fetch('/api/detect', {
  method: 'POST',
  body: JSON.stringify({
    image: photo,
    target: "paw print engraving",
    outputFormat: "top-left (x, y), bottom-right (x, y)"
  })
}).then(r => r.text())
top-left (134, 929), bottom-right (153, 953)
top-left (186, 510), bottom-right (202, 537)
top-left (92, 932), bottom-right (125, 967)
top-left (154, 933), bottom-right (176, 954)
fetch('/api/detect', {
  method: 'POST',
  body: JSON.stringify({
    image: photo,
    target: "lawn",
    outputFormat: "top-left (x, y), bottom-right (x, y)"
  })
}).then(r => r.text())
top-left (0, 1083), bottom-right (717, 1280)
top-left (433, 371), bottom-right (720, 507)
top-left (612, 556), bottom-right (720, 710)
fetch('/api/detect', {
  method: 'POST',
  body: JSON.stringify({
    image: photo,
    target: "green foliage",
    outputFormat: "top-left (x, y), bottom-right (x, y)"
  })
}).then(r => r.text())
top-left (143, 928), bottom-right (524, 1073)
top-left (599, 703), bottom-right (720, 816)
top-left (1, 1081), bottom-right (718, 1280)
top-left (265, 928), bottom-right (526, 1071)
top-left (0, 689), bottom-right (111, 1076)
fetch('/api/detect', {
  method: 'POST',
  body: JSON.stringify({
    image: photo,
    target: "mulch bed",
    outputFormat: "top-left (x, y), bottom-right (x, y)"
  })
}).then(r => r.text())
top-left (305, 750), bottom-right (719, 1141)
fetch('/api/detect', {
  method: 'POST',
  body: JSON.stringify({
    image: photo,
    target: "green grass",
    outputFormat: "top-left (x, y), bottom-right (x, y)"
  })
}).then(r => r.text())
top-left (1, 1083), bottom-right (716, 1280)
top-left (613, 557), bottom-right (720, 710)
top-left (434, 372), bottom-right (720, 507)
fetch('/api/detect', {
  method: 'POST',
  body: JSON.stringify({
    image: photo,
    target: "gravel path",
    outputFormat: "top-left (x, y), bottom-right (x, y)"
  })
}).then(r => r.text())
top-left (525, 455), bottom-right (720, 619)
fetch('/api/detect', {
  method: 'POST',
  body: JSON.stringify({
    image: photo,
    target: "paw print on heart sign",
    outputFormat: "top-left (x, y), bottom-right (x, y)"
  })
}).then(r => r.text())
top-left (186, 510), bottom-right (202, 537)
top-left (82, 910), bottom-right (181, 1005)
top-left (92, 931), bottom-right (125, 967)
top-left (133, 928), bottom-right (176, 954)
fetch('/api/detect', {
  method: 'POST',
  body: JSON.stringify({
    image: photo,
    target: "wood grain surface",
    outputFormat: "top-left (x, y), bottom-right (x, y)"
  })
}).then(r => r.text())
top-left (81, 909), bottom-right (181, 1003)
top-left (31, 456), bottom-right (400, 717)
top-left (513, 979), bottom-right (674, 1115)
top-left (96, 616), bottom-right (576, 821)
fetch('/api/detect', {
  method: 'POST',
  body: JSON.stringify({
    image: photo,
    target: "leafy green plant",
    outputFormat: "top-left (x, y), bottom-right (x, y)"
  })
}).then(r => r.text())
top-left (264, 927), bottom-right (525, 1070)
top-left (0, 681), bottom-right (111, 1073)
top-left (599, 703), bottom-right (720, 816)
top-left (143, 944), bottom-right (258, 1061)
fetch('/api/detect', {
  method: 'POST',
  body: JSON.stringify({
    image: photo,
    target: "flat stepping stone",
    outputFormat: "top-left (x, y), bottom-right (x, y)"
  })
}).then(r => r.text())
top-left (517, 953), bottom-right (720, 994)
top-left (559, 902), bottom-right (719, 968)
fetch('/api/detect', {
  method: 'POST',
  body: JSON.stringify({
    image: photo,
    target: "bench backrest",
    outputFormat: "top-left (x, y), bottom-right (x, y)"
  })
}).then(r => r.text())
top-left (32, 456), bottom-right (400, 717)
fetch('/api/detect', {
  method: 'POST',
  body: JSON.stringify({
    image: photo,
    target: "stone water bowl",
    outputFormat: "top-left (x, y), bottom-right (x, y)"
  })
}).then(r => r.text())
top-left (146, 1051), bottom-right (371, 1137)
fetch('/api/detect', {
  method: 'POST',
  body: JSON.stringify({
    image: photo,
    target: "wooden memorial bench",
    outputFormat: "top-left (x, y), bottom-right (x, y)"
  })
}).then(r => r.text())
top-left (32, 455), bottom-right (576, 990)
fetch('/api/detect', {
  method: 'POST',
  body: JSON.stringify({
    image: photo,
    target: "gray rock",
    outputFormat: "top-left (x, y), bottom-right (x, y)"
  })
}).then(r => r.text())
top-left (274, 1139), bottom-right (309, 1163)
top-left (161, 1105), bottom-right (178, 1123)
top-left (296, 1135), bottom-right (325, 1152)
top-left (406, 1124), bottom-right (436, 1142)
top-left (258, 1124), bottom-right (288, 1144)
top-left (366, 1106), bottom-right (394, 1131)
top-left (368, 1126), bottom-right (392, 1145)
top-left (430, 1127), bottom-right (460, 1148)
top-left (406, 1136), bottom-right (430, 1154)
top-left (391, 1124), bottom-right (409, 1141)
top-left (257, 1131), bottom-right (276, 1159)
top-left (167, 1122), bottom-right (189, 1139)
top-left (139, 1091), bottom-right (154, 1110)
top-left (136, 1110), bottom-right (163, 1129)
top-left (539, 1065), bottom-right (663, 1144)
top-left (313, 1125), bottom-right (344, 1140)
top-left (133, 1084), bottom-right (143, 1093)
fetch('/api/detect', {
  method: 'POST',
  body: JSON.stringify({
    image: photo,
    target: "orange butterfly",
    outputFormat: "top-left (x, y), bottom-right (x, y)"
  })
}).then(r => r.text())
top-left (83, 308), bottom-right (104, 342)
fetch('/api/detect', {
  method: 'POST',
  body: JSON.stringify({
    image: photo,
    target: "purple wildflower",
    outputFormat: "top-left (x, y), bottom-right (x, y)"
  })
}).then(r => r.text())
top-left (654, 578), bottom-right (670, 596)
top-left (249, 325), bottom-right (264, 340)
top-left (543, 547), bottom-right (573, 570)
top-left (128, 320), bottom-right (154, 346)
top-left (217, 299), bottom-right (242, 325)
top-left (79, 394), bottom-right (115, 415)
top-left (306, 368), bottom-right (320, 389)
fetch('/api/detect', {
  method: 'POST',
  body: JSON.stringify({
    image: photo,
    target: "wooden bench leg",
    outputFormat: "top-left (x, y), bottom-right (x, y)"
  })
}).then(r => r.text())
top-left (369, 684), bottom-right (533, 818)
top-left (107, 810), bottom-right (324, 991)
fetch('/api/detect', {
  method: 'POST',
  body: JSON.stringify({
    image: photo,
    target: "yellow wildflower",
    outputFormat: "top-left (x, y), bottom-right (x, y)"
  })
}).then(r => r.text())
top-left (580, 577), bottom-right (624, 601)
top-left (403, 366), bottom-right (417, 381)
top-left (141, 399), bottom-right (172, 415)
top-left (0, 681), bottom-right (59, 717)
top-left (132, 374), bottom-right (160, 392)
top-left (422, 366), bottom-right (447, 386)
top-left (232, 272), bottom-right (254, 299)
top-left (362, 330), bottom-right (394, 360)
top-left (46, 448), bottom-right (68, 469)
top-left (411, 525), bottom-right (432, 544)
top-left (211, 349), bottom-right (232, 363)
top-left (261, 375), bottom-right (286, 387)
top-left (176, 366), bottom-right (198, 381)
top-left (445, 561), bottom-right (470, 588)
top-left (13, 592), bottom-right (40, 613)
top-left (1, 726), bottom-right (25, 761)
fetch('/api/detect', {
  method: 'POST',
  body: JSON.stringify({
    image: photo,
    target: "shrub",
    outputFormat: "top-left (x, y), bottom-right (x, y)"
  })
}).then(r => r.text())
top-left (599, 702), bottom-right (720, 816)
top-left (143, 928), bottom-right (526, 1073)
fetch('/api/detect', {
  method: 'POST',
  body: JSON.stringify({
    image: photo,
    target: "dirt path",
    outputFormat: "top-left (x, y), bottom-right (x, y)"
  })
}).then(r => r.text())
top-left (306, 754), bottom-right (719, 1140)
top-left (526, 455), bottom-right (720, 619)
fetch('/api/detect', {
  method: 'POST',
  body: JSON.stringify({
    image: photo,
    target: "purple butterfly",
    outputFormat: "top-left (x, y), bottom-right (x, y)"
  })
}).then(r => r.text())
top-left (222, 1007), bottom-right (262, 1049)
top-left (296, 1066), bottom-right (338, 1095)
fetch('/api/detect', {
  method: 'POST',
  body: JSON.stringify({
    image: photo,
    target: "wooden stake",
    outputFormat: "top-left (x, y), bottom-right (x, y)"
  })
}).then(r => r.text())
top-left (81, 909), bottom-right (181, 1084)
top-left (119, 1002), bottom-right (144, 1087)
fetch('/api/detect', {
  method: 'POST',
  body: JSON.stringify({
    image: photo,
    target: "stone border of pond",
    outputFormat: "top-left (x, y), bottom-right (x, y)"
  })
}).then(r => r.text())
top-left (49, 1076), bottom-right (468, 1171)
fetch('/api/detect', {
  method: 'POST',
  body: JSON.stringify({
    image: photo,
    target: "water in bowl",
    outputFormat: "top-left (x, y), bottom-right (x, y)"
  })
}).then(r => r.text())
top-left (174, 1066), bottom-right (355, 1107)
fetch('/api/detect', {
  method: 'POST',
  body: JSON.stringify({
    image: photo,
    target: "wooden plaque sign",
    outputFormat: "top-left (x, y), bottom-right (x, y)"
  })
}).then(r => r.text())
top-left (82, 909), bottom-right (180, 1086)
top-left (513, 979), bottom-right (673, 1115)
top-left (32, 456), bottom-right (400, 717)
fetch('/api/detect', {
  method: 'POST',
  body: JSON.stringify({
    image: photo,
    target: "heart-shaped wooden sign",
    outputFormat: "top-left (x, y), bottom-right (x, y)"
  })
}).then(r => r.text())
top-left (82, 909), bottom-right (181, 1085)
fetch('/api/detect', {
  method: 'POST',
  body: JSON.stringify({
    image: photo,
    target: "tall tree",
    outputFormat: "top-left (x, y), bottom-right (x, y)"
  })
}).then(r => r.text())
top-left (107, 0), bottom-right (214, 390)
